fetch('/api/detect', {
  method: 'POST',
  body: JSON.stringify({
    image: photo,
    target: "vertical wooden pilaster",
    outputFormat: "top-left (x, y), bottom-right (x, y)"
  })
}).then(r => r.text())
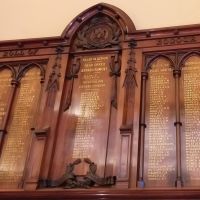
top-left (173, 69), bottom-right (183, 187)
top-left (118, 41), bottom-right (137, 187)
top-left (137, 71), bottom-right (148, 188)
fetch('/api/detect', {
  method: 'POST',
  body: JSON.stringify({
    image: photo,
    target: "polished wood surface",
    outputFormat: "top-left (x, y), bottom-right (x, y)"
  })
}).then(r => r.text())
top-left (0, 2), bottom-right (200, 199)
top-left (1, 189), bottom-right (200, 200)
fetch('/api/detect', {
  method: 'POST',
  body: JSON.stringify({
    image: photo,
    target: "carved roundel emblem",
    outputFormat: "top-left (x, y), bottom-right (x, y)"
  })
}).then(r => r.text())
top-left (74, 17), bottom-right (121, 50)
top-left (86, 24), bottom-right (112, 47)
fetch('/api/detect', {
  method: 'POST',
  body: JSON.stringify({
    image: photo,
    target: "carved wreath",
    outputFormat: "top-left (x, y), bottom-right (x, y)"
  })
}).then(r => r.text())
top-left (46, 158), bottom-right (116, 189)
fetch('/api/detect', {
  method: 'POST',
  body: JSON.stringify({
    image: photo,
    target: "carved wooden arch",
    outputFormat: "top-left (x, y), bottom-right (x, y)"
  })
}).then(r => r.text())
top-left (16, 62), bottom-right (45, 82)
top-left (178, 51), bottom-right (200, 69)
top-left (61, 3), bottom-right (136, 46)
top-left (0, 64), bottom-right (16, 79)
top-left (145, 54), bottom-right (175, 71)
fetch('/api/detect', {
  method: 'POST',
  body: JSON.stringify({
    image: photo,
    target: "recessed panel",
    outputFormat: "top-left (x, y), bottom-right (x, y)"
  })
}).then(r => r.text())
top-left (0, 67), bottom-right (41, 188)
top-left (181, 55), bottom-right (200, 186)
top-left (66, 55), bottom-right (112, 176)
top-left (0, 69), bottom-right (12, 126)
top-left (144, 58), bottom-right (176, 187)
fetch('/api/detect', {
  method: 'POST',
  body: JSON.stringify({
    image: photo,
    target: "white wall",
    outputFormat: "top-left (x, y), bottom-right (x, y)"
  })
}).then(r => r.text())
top-left (0, 0), bottom-right (200, 41)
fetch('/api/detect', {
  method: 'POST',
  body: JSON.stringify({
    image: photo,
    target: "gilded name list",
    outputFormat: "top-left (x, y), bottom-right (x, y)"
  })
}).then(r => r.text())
top-left (144, 59), bottom-right (176, 187)
top-left (0, 69), bottom-right (12, 126)
top-left (0, 67), bottom-right (41, 187)
top-left (182, 56), bottom-right (200, 185)
top-left (72, 55), bottom-right (111, 159)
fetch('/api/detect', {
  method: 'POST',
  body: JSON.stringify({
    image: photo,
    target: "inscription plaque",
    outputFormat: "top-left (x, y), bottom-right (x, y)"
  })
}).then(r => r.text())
top-left (68, 55), bottom-right (112, 176)
top-left (0, 67), bottom-right (41, 188)
top-left (144, 58), bottom-right (176, 187)
top-left (181, 56), bottom-right (200, 186)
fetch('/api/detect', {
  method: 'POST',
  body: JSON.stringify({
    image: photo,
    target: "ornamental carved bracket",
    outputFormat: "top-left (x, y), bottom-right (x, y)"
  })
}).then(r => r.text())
top-left (74, 16), bottom-right (121, 50)
top-left (39, 158), bottom-right (116, 189)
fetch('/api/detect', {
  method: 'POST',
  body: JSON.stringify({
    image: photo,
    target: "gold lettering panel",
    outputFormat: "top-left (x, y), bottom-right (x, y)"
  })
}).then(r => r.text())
top-left (144, 58), bottom-right (176, 187)
top-left (0, 69), bottom-right (12, 126)
top-left (72, 56), bottom-right (110, 158)
top-left (181, 56), bottom-right (200, 186)
top-left (69, 55), bottom-right (112, 176)
top-left (0, 67), bottom-right (41, 188)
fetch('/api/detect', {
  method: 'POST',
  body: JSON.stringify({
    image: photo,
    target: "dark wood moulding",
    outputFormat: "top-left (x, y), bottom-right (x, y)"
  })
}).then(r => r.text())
top-left (1, 189), bottom-right (200, 200)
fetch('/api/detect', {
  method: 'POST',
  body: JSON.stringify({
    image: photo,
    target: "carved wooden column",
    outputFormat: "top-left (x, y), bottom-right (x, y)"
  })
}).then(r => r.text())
top-left (38, 46), bottom-right (66, 183)
top-left (119, 41), bottom-right (137, 184)
top-left (173, 69), bottom-right (183, 187)
top-left (137, 71), bottom-right (148, 188)
top-left (0, 79), bottom-right (18, 154)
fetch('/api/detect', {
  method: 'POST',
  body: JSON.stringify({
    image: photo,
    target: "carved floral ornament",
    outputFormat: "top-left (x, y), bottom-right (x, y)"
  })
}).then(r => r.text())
top-left (74, 16), bottom-right (121, 50)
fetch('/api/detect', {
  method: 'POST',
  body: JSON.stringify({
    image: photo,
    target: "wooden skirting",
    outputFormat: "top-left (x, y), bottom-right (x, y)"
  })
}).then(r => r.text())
top-left (1, 189), bottom-right (200, 200)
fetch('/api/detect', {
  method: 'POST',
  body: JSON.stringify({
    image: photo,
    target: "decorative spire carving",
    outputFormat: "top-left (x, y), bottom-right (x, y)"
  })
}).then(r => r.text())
top-left (64, 57), bottom-right (81, 111)
top-left (46, 46), bottom-right (64, 91)
top-left (109, 54), bottom-right (121, 109)
top-left (123, 40), bottom-right (138, 88)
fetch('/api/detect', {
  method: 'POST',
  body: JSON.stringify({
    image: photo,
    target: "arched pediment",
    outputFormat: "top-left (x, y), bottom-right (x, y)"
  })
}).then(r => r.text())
top-left (61, 3), bottom-right (135, 50)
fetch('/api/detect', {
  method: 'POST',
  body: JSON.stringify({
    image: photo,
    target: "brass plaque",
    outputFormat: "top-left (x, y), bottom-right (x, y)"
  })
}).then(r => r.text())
top-left (181, 56), bottom-right (200, 186)
top-left (0, 67), bottom-right (41, 188)
top-left (144, 58), bottom-right (176, 187)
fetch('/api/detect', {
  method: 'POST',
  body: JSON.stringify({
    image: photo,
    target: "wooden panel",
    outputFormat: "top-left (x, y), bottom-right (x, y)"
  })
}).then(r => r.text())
top-left (181, 55), bottom-right (200, 186)
top-left (70, 55), bottom-right (112, 176)
top-left (2, 3), bottom-right (200, 194)
top-left (144, 58), bottom-right (176, 187)
top-left (72, 55), bottom-right (111, 158)
top-left (52, 54), bottom-right (113, 178)
top-left (0, 67), bottom-right (41, 189)
top-left (119, 134), bottom-right (130, 179)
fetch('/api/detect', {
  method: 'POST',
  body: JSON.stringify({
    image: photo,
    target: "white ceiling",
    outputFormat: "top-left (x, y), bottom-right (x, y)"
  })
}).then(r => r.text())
top-left (0, 0), bottom-right (200, 41)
